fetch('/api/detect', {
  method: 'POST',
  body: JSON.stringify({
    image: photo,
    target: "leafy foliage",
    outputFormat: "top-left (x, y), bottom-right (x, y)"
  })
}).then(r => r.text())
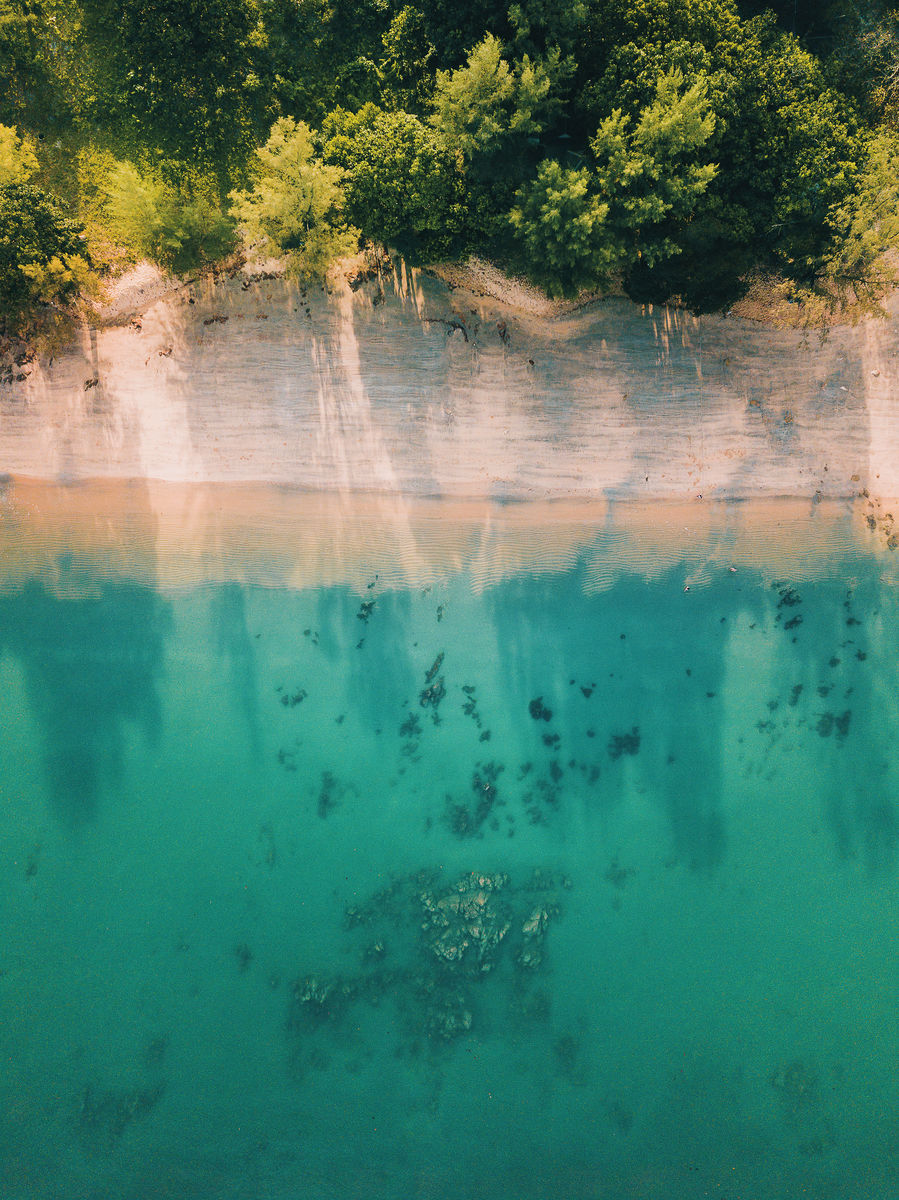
top-left (380, 7), bottom-right (437, 113)
top-left (0, 1), bottom-right (38, 122)
top-left (510, 68), bottom-right (717, 296)
top-left (97, 160), bottom-right (236, 272)
top-left (506, 0), bottom-right (587, 59)
top-left (262, 0), bottom-right (398, 125)
top-left (80, 0), bottom-right (267, 164)
top-left (230, 117), bottom-right (359, 279)
top-left (0, 123), bottom-right (38, 186)
top-left (509, 160), bottom-right (616, 295)
top-left (431, 35), bottom-right (567, 170)
top-left (418, 0), bottom-right (505, 68)
top-left (1, 0), bottom-right (897, 321)
top-left (0, 183), bottom-right (89, 322)
top-left (568, 4), bottom-right (868, 307)
top-left (591, 69), bottom-right (717, 266)
top-left (821, 127), bottom-right (899, 311)
top-left (323, 105), bottom-right (468, 260)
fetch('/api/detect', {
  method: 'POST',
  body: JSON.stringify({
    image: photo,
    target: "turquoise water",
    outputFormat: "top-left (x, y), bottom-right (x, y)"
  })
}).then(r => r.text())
top-left (2, 503), bottom-right (899, 1199)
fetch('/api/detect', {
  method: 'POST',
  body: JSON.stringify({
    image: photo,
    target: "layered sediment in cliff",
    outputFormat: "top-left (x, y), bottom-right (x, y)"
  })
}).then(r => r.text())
top-left (1, 259), bottom-right (897, 502)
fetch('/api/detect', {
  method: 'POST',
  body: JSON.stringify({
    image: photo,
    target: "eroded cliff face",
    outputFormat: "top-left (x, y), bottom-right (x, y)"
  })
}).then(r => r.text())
top-left (1, 260), bottom-right (897, 502)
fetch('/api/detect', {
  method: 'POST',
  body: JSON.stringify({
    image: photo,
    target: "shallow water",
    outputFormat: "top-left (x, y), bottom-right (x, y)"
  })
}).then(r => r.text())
top-left (2, 493), bottom-right (899, 1199)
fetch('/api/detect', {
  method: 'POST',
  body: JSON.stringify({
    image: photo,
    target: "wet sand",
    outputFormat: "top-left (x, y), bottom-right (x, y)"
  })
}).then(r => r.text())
top-left (2, 478), bottom-right (895, 598)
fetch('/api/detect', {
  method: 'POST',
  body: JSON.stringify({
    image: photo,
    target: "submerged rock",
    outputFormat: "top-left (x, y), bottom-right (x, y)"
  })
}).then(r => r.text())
top-left (77, 1081), bottom-right (166, 1153)
top-left (291, 866), bottom-right (566, 1052)
top-left (516, 898), bottom-right (559, 970)
top-left (425, 651), bottom-right (445, 683)
top-left (420, 871), bottom-right (511, 975)
top-left (427, 992), bottom-right (473, 1040)
top-left (419, 677), bottom-right (446, 711)
top-left (608, 727), bottom-right (641, 760)
top-left (288, 974), bottom-right (357, 1029)
top-left (769, 1059), bottom-right (819, 1111)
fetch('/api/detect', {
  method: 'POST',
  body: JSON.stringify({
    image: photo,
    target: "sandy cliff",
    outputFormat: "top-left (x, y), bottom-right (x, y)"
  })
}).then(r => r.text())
top-left (1, 259), bottom-right (896, 502)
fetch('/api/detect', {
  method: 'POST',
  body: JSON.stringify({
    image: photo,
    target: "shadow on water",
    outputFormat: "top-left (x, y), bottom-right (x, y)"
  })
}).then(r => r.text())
top-left (210, 583), bottom-right (261, 757)
top-left (485, 563), bottom-right (738, 873)
top-left (0, 574), bottom-right (171, 826)
top-left (312, 584), bottom-right (419, 731)
top-left (761, 569), bottom-right (899, 874)
top-left (830, 786), bottom-right (899, 873)
top-left (485, 551), bottom-right (899, 878)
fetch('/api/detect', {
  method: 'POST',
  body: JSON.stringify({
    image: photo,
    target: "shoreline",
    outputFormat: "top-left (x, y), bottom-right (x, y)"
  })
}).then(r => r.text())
top-left (2, 478), bottom-right (895, 597)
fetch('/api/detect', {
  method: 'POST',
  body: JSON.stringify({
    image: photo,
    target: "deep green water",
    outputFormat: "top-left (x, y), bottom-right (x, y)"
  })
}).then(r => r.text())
top-left (2, 507), bottom-right (899, 1199)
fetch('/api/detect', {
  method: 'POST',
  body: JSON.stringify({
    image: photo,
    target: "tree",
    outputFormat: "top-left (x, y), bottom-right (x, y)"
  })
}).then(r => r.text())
top-left (725, 15), bottom-right (864, 278)
top-left (0, 1), bottom-right (36, 122)
top-left (229, 117), bottom-right (359, 279)
top-left (80, 0), bottom-right (268, 164)
top-left (571, 4), bottom-right (866, 307)
top-left (578, 0), bottom-right (742, 67)
top-left (506, 0), bottom-right (587, 59)
top-left (1, 0), bottom-right (102, 129)
top-left (97, 160), bottom-right (236, 273)
top-left (509, 159), bottom-right (619, 295)
top-left (418, 0), bottom-right (585, 67)
top-left (430, 34), bottom-right (567, 172)
top-left (0, 123), bottom-right (37, 186)
top-left (262, 0), bottom-right (398, 125)
top-left (0, 182), bottom-right (90, 324)
top-left (829, 4), bottom-right (899, 121)
top-left (735, 0), bottom-right (850, 41)
top-left (509, 68), bottom-right (717, 296)
top-left (418, 0), bottom-right (503, 67)
top-left (322, 105), bottom-right (468, 260)
top-left (590, 69), bottom-right (717, 267)
top-left (819, 127), bottom-right (899, 314)
top-left (379, 7), bottom-right (437, 113)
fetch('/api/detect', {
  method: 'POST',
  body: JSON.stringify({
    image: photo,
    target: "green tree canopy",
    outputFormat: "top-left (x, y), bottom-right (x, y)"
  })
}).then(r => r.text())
top-left (590, 68), bottom-right (716, 264)
top-left (0, 123), bottom-right (37, 186)
top-left (418, 0), bottom-right (504, 67)
top-left (379, 7), bottom-right (437, 113)
top-left (96, 160), bottom-right (236, 273)
top-left (322, 104), bottom-right (468, 260)
top-left (0, 0), bottom-right (892, 321)
top-left (430, 34), bottom-right (567, 171)
top-left (418, 0), bottom-right (585, 66)
top-left (262, 0), bottom-right (399, 125)
top-left (571, 6), bottom-right (866, 307)
top-left (506, 0), bottom-right (587, 59)
top-left (0, 182), bottom-right (89, 324)
top-left (509, 160), bottom-right (617, 295)
top-left (0, 1), bottom-right (39, 123)
top-left (79, 0), bottom-right (267, 164)
top-left (820, 126), bottom-right (899, 313)
top-left (509, 67), bottom-right (717, 296)
top-left (230, 117), bottom-right (359, 279)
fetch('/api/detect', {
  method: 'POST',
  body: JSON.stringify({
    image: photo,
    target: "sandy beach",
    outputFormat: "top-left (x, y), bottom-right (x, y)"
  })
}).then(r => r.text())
top-left (1, 478), bottom-right (893, 599)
